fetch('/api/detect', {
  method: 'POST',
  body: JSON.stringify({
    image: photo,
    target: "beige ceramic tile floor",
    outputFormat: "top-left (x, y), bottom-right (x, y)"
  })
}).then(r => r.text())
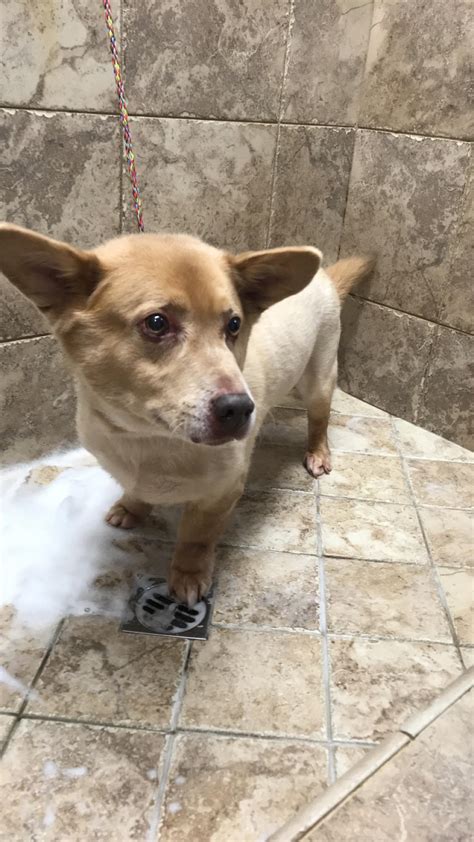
top-left (0, 388), bottom-right (472, 840)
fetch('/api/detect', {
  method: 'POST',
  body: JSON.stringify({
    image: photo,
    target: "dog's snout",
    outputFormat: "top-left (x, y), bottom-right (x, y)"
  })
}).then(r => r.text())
top-left (211, 393), bottom-right (255, 436)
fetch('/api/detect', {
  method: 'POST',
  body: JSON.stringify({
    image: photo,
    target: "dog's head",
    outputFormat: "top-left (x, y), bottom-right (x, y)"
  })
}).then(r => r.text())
top-left (0, 225), bottom-right (320, 445)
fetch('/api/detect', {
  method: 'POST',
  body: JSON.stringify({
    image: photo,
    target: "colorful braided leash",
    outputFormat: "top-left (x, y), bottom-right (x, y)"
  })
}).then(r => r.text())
top-left (102, 0), bottom-right (144, 232)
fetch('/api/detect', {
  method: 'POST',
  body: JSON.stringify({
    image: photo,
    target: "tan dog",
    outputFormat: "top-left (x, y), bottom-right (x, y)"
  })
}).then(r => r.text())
top-left (0, 224), bottom-right (372, 605)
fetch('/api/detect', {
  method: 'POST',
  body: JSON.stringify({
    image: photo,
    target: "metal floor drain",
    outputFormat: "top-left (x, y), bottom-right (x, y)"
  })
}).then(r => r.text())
top-left (120, 576), bottom-right (213, 640)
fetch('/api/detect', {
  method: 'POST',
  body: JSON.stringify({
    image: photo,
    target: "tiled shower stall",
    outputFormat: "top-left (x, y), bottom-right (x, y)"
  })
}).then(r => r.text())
top-left (0, 0), bottom-right (472, 460)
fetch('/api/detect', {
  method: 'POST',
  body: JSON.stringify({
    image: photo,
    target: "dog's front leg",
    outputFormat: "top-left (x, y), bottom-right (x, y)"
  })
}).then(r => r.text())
top-left (169, 484), bottom-right (243, 607)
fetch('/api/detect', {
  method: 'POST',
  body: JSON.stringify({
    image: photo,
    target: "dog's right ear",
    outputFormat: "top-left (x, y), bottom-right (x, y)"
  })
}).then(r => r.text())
top-left (0, 223), bottom-right (102, 317)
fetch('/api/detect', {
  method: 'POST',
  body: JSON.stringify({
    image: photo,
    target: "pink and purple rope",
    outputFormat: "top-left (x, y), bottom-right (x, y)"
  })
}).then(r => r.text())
top-left (102, 0), bottom-right (144, 232)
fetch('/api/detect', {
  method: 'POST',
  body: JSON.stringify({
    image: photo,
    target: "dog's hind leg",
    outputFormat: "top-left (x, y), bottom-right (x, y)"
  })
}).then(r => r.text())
top-left (105, 494), bottom-right (152, 529)
top-left (296, 331), bottom-right (339, 480)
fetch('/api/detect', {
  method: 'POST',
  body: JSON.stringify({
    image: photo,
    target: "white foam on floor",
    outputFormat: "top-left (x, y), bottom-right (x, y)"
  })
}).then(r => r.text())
top-left (0, 448), bottom-right (131, 629)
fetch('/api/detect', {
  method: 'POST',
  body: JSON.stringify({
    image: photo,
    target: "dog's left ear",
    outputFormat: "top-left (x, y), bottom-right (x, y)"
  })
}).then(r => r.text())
top-left (0, 223), bottom-right (102, 317)
top-left (229, 246), bottom-right (322, 311)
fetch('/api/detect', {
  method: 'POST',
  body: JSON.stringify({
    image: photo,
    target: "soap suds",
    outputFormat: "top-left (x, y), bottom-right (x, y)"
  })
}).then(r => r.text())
top-left (0, 449), bottom-right (132, 630)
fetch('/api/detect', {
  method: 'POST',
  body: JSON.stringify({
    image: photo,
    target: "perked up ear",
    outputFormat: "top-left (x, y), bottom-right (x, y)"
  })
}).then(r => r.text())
top-left (0, 223), bottom-right (102, 315)
top-left (229, 246), bottom-right (322, 311)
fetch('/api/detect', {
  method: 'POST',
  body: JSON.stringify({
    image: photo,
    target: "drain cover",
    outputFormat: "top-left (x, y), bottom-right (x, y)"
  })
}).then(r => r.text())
top-left (120, 576), bottom-right (213, 640)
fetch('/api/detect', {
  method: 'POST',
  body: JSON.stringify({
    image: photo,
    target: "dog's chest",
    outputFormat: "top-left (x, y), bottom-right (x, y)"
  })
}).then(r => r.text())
top-left (92, 435), bottom-right (245, 505)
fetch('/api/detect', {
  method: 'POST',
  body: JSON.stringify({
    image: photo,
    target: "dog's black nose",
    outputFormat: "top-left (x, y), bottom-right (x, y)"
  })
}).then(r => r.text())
top-left (212, 393), bottom-right (255, 436)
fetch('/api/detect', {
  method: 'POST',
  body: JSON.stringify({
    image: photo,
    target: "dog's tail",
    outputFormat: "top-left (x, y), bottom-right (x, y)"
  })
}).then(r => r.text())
top-left (326, 256), bottom-right (375, 301)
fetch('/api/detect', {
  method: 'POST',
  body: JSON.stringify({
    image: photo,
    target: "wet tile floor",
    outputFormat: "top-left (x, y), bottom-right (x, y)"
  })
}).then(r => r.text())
top-left (0, 389), bottom-right (472, 840)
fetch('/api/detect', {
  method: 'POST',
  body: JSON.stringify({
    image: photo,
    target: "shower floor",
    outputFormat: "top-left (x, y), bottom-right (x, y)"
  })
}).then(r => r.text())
top-left (0, 389), bottom-right (472, 840)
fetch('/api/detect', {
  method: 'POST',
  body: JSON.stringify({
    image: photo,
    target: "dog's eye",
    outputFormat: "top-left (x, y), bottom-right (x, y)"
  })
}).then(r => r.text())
top-left (140, 313), bottom-right (170, 340)
top-left (227, 316), bottom-right (241, 336)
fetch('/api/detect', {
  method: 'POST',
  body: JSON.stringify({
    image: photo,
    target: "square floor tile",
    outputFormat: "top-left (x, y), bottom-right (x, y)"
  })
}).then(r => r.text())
top-left (0, 606), bottom-right (55, 713)
top-left (419, 507), bottom-right (473, 568)
top-left (248, 443), bottom-right (315, 492)
top-left (0, 719), bottom-right (166, 841)
top-left (328, 417), bottom-right (398, 455)
top-left (28, 616), bottom-right (187, 729)
top-left (160, 734), bottom-right (328, 841)
top-left (180, 628), bottom-right (324, 737)
top-left (394, 418), bottom-right (474, 462)
top-left (0, 715), bottom-right (15, 750)
top-left (438, 568), bottom-right (474, 645)
top-left (227, 490), bottom-right (317, 554)
top-left (321, 453), bottom-right (410, 504)
top-left (214, 547), bottom-right (319, 630)
top-left (320, 498), bottom-right (428, 563)
top-left (407, 460), bottom-right (474, 509)
top-left (325, 559), bottom-right (451, 641)
top-left (334, 745), bottom-right (369, 778)
top-left (329, 637), bottom-right (461, 741)
top-left (331, 390), bottom-right (387, 418)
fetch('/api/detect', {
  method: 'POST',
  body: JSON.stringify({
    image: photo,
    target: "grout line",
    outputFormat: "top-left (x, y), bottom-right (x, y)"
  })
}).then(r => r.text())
top-left (390, 416), bottom-right (465, 667)
top-left (349, 292), bottom-right (474, 339)
top-left (315, 484), bottom-right (336, 785)
top-left (147, 734), bottom-right (174, 842)
top-left (151, 640), bottom-right (192, 839)
top-left (1, 104), bottom-right (472, 143)
top-left (18, 711), bottom-right (168, 733)
top-left (265, 0), bottom-right (295, 247)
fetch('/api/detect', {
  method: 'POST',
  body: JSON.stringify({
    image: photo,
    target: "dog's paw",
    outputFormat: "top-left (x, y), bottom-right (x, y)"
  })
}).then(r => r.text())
top-left (303, 449), bottom-right (332, 479)
top-left (105, 502), bottom-right (141, 529)
top-left (168, 568), bottom-right (211, 608)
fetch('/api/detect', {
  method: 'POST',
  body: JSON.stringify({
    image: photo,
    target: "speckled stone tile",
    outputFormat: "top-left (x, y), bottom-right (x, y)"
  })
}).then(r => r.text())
top-left (214, 547), bottom-right (319, 630)
top-left (407, 459), bottom-right (474, 509)
top-left (0, 719), bottom-right (166, 841)
top-left (124, 0), bottom-right (288, 120)
top-left (160, 734), bottom-right (327, 842)
top-left (248, 443), bottom-right (314, 492)
top-left (0, 336), bottom-right (76, 465)
top-left (325, 558), bottom-right (451, 641)
top-left (180, 628), bottom-right (324, 737)
top-left (320, 497), bottom-right (428, 563)
top-left (331, 389), bottom-right (387, 418)
top-left (419, 507), bottom-right (473, 568)
top-left (441, 165), bottom-right (474, 333)
top-left (329, 416), bottom-right (398, 456)
top-left (282, 0), bottom-right (373, 125)
top-left (0, 606), bottom-right (55, 713)
top-left (417, 327), bottom-right (474, 450)
top-left (329, 637), bottom-right (461, 741)
top-left (0, 1), bottom-right (119, 111)
top-left (339, 131), bottom-right (470, 322)
top-left (123, 117), bottom-right (276, 251)
top-left (0, 109), bottom-right (120, 342)
top-left (358, 0), bottom-right (474, 138)
top-left (321, 453), bottom-right (410, 503)
top-left (334, 745), bottom-right (369, 778)
top-left (269, 126), bottom-right (355, 263)
top-left (394, 417), bottom-right (474, 462)
top-left (28, 616), bottom-right (187, 729)
top-left (339, 297), bottom-right (436, 421)
top-left (226, 489), bottom-right (317, 554)
top-left (438, 568), bottom-right (474, 645)
top-left (275, 388), bottom-right (305, 410)
top-left (0, 715), bottom-right (15, 750)
top-left (312, 690), bottom-right (473, 841)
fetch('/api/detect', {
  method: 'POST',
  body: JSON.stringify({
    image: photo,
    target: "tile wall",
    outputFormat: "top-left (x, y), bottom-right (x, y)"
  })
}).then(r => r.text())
top-left (0, 0), bottom-right (472, 461)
